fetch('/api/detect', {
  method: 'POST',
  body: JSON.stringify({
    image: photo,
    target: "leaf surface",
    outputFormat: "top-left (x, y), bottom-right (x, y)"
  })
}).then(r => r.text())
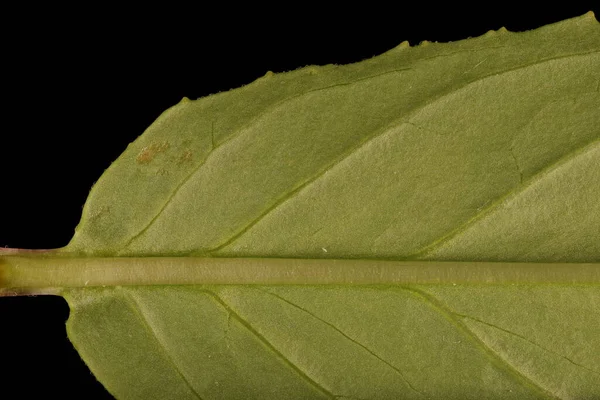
top-left (64, 284), bottom-right (600, 399)
top-left (65, 13), bottom-right (600, 262)
top-left (3, 13), bottom-right (600, 400)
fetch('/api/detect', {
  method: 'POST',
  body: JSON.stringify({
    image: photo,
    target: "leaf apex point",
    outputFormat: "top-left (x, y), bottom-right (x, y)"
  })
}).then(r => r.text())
top-left (393, 40), bottom-right (410, 51)
top-left (179, 97), bottom-right (191, 104)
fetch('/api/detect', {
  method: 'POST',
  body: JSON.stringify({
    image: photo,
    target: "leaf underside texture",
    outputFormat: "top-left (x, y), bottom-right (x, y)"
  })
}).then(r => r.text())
top-left (16, 13), bottom-right (600, 399)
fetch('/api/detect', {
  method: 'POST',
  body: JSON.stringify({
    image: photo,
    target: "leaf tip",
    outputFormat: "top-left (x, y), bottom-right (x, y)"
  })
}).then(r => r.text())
top-left (398, 40), bottom-right (410, 49)
top-left (385, 40), bottom-right (410, 55)
top-left (179, 96), bottom-right (191, 104)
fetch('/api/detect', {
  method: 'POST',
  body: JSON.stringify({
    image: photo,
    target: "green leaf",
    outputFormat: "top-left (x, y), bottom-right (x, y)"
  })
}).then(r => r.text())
top-left (65, 14), bottom-right (599, 262)
top-left (2, 13), bottom-right (599, 399)
top-left (63, 285), bottom-right (600, 400)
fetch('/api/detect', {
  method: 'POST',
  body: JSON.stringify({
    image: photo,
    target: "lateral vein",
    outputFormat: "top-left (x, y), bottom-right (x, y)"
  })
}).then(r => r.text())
top-left (121, 51), bottom-right (598, 253)
top-left (206, 52), bottom-right (599, 254)
top-left (412, 137), bottom-right (600, 259)
top-left (202, 290), bottom-right (336, 399)
top-left (121, 289), bottom-right (205, 400)
top-left (119, 66), bottom-right (413, 253)
top-left (258, 287), bottom-right (428, 399)
top-left (457, 314), bottom-right (600, 377)
top-left (397, 286), bottom-right (563, 400)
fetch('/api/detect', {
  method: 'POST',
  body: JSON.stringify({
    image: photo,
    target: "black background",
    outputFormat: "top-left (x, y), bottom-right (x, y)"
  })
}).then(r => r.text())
top-left (1, 5), bottom-right (597, 399)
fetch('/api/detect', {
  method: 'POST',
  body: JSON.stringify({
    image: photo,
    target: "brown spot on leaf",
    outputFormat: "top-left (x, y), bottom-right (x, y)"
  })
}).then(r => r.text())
top-left (178, 150), bottom-right (193, 164)
top-left (136, 141), bottom-right (170, 164)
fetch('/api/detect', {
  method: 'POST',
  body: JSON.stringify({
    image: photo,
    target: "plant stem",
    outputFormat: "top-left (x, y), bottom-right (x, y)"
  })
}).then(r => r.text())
top-left (1, 250), bottom-right (599, 296)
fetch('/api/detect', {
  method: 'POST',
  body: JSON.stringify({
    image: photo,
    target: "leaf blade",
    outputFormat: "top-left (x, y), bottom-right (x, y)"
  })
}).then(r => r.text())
top-left (65, 13), bottom-right (600, 261)
top-left (37, 13), bottom-right (600, 400)
top-left (65, 284), bottom-right (600, 399)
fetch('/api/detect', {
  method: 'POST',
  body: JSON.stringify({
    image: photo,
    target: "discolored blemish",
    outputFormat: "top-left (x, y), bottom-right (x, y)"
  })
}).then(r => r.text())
top-left (178, 150), bottom-right (193, 164)
top-left (136, 141), bottom-right (170, 164)
top-left (89, 205), bottom-right (110, 222)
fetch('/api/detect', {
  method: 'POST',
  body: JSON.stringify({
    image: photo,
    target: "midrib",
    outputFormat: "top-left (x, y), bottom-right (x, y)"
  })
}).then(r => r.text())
top-left (2, 253), bottom-right (599, 295)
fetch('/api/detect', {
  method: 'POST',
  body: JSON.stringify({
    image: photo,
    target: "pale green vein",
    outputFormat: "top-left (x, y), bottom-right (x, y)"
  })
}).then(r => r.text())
top-left (121, 50), bottom-right (597, 254)
top-left (118, 66), bottom-right (412, 253)
top-left (397, 286), bottom-right (562, 400)
top-left (458, 313), bottom-right (600, 377)
top-left (257, 287), bottom-right (428, 399)
top-left (120, 290), bottom-right (204, 400)
top-left (202, 289), bottom-right (336, 399)
top-left (204, 51), bottom-right (598, 255)
top-left (412, 137), bottom-right (600, 259)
